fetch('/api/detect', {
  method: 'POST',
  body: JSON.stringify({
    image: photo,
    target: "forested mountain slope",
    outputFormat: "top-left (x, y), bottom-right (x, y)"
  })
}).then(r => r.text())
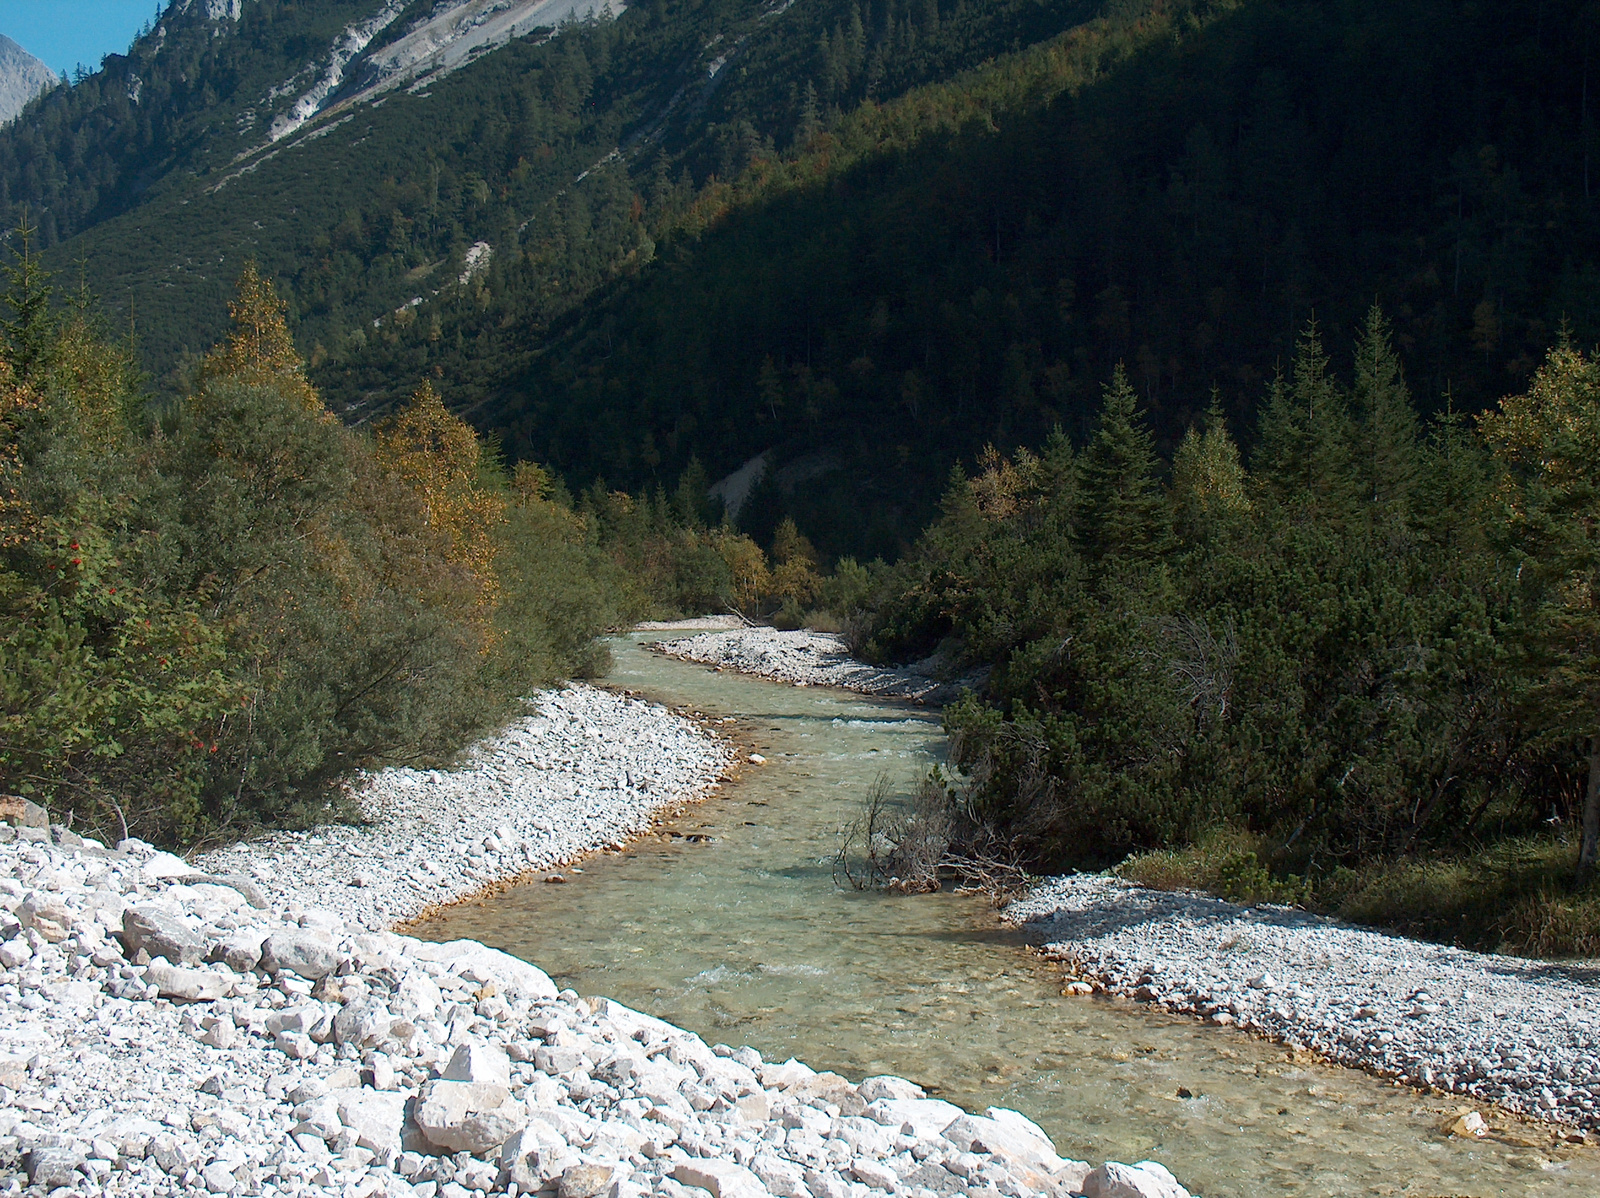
top-left (4, 0), bottom-right (1597, 563)
top-left (349, 0), bottom-right (1600, 560)
top-left (0, 0), bottom-right (1101, 387)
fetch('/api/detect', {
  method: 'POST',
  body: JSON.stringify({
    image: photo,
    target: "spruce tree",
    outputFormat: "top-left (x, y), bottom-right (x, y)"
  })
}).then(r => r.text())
top-left (1254, 320), bottom-right (1359, 522)
top-left (0, 221), bottom-right (54, 385)
top-left (1075, 364), bottom-right (1170, 568)
top-left (1351, 304), bottom-right (1420, 514)
top-left (1481, 343), bottom-right (1600, 881)
top-left (1416, 397), bottom-right (1490, 554)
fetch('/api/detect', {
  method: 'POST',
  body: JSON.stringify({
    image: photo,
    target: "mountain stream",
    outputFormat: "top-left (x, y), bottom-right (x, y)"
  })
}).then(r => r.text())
top-left (413, 635), bottom-right (1600, 1197)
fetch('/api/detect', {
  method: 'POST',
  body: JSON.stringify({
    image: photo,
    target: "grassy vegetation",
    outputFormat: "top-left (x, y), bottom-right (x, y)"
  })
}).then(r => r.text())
top-left (1118, 831), bottom-right (1600, 959)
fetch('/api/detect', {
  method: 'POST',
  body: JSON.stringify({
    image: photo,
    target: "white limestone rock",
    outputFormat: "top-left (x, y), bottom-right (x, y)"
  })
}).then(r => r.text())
top-left (1081, 1161), bottom-right (1192, 1198)
top-left (336, 1089), bottom-right (409, 1158)
top-left (674, 1158), bottom-right (770, 1198)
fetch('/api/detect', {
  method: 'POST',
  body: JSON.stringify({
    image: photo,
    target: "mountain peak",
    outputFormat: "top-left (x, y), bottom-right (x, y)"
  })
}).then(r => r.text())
top-left (0, 35), bottom-right (59, 126)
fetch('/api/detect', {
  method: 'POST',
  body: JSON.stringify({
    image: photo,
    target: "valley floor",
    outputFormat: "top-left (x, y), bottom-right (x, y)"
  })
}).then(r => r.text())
top-left (652, 629), bottom-right (976, 704)
top-left (1004, 876), bottom-right (1600, 1137)
top-left (0, 677), bottom-right (1186, 1198)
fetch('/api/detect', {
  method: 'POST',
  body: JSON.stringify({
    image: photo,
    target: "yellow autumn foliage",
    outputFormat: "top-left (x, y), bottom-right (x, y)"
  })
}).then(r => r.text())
top-left (374, 380), bottom-right (508, 630)
top-left (197, 260), bottom-right (322, 413)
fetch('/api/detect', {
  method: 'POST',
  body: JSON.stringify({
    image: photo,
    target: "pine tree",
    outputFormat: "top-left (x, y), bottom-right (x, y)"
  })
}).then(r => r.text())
top-left (1351, 304), bottom-right (1420, 514)
top-left (1481, 343), bottom-right (1600, 880)
top-left (1075, 364), bottom-right (1170, 568)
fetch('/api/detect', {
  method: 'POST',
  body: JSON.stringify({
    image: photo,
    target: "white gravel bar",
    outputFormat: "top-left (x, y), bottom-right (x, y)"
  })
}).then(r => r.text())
top-left (192, 685), bottom-right (729, 930)
top-left (653, 630), bottom-right (970, 704)
top-left (0, 681), bottom-right (1192, 1198)
top-left (1006, 874), bottom-right (1600, 1135)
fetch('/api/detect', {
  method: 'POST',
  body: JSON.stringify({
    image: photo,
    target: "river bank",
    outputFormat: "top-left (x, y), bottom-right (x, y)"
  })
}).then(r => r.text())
top-left (652, 630), bottom-right (978, 705)
top-left (1004, 875), bottom-right (1600, 1136)
top-left (192, 685), bottom-right (731, 930)
top-left (0, 677), bottom-right (1193, 1198)
top-left (666, 623), bottom-right (1600, 1144)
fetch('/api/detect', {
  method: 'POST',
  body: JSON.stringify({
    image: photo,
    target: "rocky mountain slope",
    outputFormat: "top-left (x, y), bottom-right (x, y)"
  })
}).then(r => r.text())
top-left (0, 35), bottom-right (56, 125)
top-left (0, 0), bottom-right (1103, 388)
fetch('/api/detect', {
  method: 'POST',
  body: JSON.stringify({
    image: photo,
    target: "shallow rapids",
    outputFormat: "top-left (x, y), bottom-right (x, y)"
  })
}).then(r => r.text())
top-left (413, 635), bottom-right (1600, 1196)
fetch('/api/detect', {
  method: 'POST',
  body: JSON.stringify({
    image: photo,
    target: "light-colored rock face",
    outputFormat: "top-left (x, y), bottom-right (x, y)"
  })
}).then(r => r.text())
top-left (257, 0), bottom-right (628, 151)
top-left (0, 36), bottom-right (57, 126)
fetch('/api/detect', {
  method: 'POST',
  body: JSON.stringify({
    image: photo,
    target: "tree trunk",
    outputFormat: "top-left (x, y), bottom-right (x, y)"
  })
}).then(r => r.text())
top-left (1580, 736), bottom-right (1600, 886)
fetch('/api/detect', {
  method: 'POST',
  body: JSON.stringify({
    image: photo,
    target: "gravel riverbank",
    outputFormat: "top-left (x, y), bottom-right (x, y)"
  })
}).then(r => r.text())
top-left (1005, 875), bottom-right (1600, 1138)
top-left (192, 685), bottom-right (729, 930)
top-left (680, 628), bottom-right (1600, 1143)
top-left (0, 682), bottom-right (1193, 1198)
top-left (652, 630), bottom-right (978, 704)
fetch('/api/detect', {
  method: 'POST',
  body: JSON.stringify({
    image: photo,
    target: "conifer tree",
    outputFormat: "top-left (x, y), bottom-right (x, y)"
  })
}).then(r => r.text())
top-left (1171, 391), bottom-right (1250, 536)
top-left (197, 261), bottom-right (320, 412)
top-left (1481, 343), bottom-right (1600, 881)
top-left (1254, 320), bottom-right (1359, 521)
top-left (1416, 397), bottom-right (1490, 554)
top-left (1075, 364), bottom-right (1170, 568)
top-left (0, 220), bottom-right (53, 383)
top-left (1351, 304), bottom-right (1420, 514)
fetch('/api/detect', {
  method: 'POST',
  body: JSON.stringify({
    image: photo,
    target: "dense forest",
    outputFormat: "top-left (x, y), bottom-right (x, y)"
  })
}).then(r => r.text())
top-left (10, 0), bottom-right (1597, 562)
top-left (0, 250), bottom-right (628, 848)
top-left (0, 244), bottom-right (836, 848)
top-left (0, 0), bottom-right (1109, 394)
top-left (323, 0), bottom-right (1600, 559)
top-left (826, 310), bottom-right (1600, 954)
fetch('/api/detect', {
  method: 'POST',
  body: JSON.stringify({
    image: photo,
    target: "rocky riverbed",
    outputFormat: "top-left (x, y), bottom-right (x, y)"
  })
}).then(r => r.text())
top-left (669, 625), bottom-right (1600, 1148)
top-left (1005, 875), bottom-right (1600, 1138)
top-left (652, 631), bottom-right (977, 704)
top-left (0, 683), bottom-right (1192, 1198)
top-left (192, 686), bottom-right (729, 930)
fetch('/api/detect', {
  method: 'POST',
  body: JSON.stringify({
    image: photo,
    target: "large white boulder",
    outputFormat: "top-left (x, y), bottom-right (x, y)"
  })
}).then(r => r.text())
top-left (333, 998), bottom-right (394, 1047)
top-left (1082, 1161), bottom-right (1192, 1198)
top-left (858, 1075), bottom-right (925, 1103)
top-left (143, 961), bottom-right (229, 1001)
top-left (443, 1041), bottom-right (512, 1086)
top-left (392, 970), bottom-right (442, 1021)
top-left (673, 1159), bottom-right (769, 1198)
top-left (500, 1120), bottom-right (575, 1191)
top-left (260, 929), bottom-right (340, 979)
top-left (406, 939), bottom-right (557, 1001)
top-left (414, 1079), bottom-right (527, 1155)
top-left (751, 1154), bottom-right (808, 1198)
top-left (336, 1090), bottom-right (409, 1159)
top-left (941, 1111), bottom-right (1083, 1190)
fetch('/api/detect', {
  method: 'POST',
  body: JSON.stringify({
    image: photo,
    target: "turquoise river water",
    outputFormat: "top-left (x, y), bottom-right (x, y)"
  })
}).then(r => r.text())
top-left (414, 634), bottom-right (1600, 1197)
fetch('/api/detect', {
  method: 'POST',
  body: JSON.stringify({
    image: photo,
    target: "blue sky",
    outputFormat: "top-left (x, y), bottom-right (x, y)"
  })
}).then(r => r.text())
top-left (0, 2), bottom-right (166, 78)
